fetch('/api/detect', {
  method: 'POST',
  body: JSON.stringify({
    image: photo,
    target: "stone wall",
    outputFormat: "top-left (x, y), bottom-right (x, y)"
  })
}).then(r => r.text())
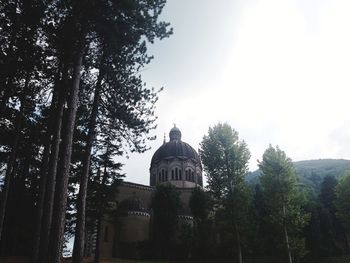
top-left (98, 181), bottom-right (198, 258)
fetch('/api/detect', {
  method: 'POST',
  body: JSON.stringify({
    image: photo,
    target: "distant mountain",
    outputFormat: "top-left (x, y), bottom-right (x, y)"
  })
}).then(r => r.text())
top-left (247, 159), bottom-right (350, 197)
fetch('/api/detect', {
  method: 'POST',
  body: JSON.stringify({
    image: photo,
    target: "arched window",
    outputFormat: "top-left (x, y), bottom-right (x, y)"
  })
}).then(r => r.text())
top-left (175, 167), bottom-right (178, 180)
top-left (165, 171), bottom-right (168, 181)
top-left (159, 172), bottom-right (161, 182)
top-left (179, 169), bottom-right (182, 180)
top-left (171, 170), bottom-right (174, 180)
top-left (186, 169), bottom-right (195, 181)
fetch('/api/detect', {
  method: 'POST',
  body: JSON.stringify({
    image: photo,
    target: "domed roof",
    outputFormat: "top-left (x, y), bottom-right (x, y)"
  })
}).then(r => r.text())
top-left (118, 196), bottom-right (148, 214)
top-left (151, 126), bottom-right (201, 166)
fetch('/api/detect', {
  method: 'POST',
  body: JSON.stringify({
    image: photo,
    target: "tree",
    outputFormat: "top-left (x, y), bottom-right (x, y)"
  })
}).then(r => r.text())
top-left (317, 175), bottom-right (348, 256)
top-left (335, 172), bottom-right (350, 237)
top-left (0, 0), bottom-right (172, 261)
top-left (199, 123), bottom-right (251, 263)
top-left (258, 145), bottom-right (310, 263)
top-left (252, 184), bottom-right (272, 255)
top-left (151, 183), bottom-right (181, 259)
top-left (21, 0), bottom-right (172, 261)
top-left (189, 187), bottom-right (212, 223)
top-left (0, 0), bottom-right (47, 243)
top-left (91, 140), bottom-right (123, 263)
top-left (189, 187), bottom-right (214, 259)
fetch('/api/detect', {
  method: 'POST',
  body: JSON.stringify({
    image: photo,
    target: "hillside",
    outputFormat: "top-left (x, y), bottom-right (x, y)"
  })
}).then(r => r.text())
top-left (247, 159), bottom-right (350, 197)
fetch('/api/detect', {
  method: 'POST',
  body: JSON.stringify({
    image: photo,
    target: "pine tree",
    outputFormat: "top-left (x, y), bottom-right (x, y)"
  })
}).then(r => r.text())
top-left (335, 172), bottom-right (350, 240)
top-left (317, 175), bottom-right (348, 255)
top-left (0, 0), bottom-right (47, 243)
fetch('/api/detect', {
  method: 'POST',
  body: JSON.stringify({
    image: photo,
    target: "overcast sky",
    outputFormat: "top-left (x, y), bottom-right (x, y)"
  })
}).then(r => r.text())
top-left (121, 0), bottom-right (350, 186)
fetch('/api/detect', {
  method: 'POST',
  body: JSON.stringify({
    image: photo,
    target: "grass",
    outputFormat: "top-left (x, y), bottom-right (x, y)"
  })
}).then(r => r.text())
top-left (314, 255), bottom-right (350, 263)
top-left (98, 255), bottom-right (350, 263)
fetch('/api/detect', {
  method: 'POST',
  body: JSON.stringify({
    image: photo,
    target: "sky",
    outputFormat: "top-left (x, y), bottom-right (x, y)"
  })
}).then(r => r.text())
top-left (121, 0), bottom-right (350, 186)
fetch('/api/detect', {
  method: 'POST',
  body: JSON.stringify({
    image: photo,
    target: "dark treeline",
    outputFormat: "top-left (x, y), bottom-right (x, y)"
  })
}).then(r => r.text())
top-left (148, 124), bottom-right (350, 263)
top-left (196, 124), bottom-right (350, 263)
top-left (1, 1), bottom-right (350, 263)
top-left (0, 1), bottom-right (171, 263)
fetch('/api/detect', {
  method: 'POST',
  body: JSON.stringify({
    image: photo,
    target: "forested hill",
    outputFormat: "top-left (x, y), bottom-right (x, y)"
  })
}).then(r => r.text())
top-left (247, 159), bottom-right (350, 196)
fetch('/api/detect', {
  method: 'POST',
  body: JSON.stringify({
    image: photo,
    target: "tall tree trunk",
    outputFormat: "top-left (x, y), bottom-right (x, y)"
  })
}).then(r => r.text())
top-left (32, 141), bottom-right (51, 263)
top-left (94, 145), bottom-right (110, 263)
top-left (32, 84), bottom-right (61, 263)
top-left (283, 203), bottom-right (293, 263)
top-left (0, 70), bottom-right (28, 241)
top-left (284, 224), bottom-right (293, 263)
top-left (48, 39), bottom-right (85, 263)
top-left (234, 222), bottom-right (242, 263)
top-left (0, 110), bottom-right (22, 241)
top-left (38, 67), bottom-right (68, 263)
top-left (72, 69), bottom-right (103, 263)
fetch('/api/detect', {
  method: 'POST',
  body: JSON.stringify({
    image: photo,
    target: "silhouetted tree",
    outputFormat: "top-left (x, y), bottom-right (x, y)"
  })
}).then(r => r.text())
top-left (151, 183), bottom-right (181, 259)
top-left (200, 123), bottom-right (251, 263)
top-left (189, 187), bottom-right (214, 259)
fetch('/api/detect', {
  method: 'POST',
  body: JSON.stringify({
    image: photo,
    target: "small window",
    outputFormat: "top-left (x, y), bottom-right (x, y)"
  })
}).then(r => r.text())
top-left (172, 170), bottom-right (174, 180)
top-left (165, 171), bottom-right (168, 181)
top-left (179, 170), bottom-right (182, 180)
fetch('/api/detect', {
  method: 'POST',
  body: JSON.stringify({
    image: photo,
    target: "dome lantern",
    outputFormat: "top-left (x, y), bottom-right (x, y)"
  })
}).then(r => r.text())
top-left (169, 125), bottom-right (181, 141)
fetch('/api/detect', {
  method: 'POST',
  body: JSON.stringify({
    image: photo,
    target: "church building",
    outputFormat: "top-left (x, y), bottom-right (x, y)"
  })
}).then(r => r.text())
top-left (86, 126), bottom-right (203, 258)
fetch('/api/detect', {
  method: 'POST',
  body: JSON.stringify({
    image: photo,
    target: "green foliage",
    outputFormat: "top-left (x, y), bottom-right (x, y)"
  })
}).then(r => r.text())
top-left (251, 160), bottom-right (350, 259)
top-left (248, 159), bottom-right (350, 198)
top-left (320, 176), bottom-right (337, 213)
top-left (189, 187), bottom-right (212, 222)
top-left (295, 160), bottom-right (350, 198)
top-left (177, 223), bottom-right (194, 259)
top-left (258, 145), bottom-right (310, 261)
top-left (335, 172), bottom-right (350, 233)
top-left (200, 123), bottom-right (250, 202)
top-left (189, 187), bottom-right (215, 259)
top-left (200, 123), bottom-right (252, 262)
top-left (0, 0), bottom-right (172, 259)
top-left (151, 183), bottom-right (181, 259)
top-left (317, 175), bottom-right (347, 256)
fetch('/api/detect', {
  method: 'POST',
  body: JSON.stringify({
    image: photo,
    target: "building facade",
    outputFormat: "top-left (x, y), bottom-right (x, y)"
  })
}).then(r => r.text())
top-left (88, 126), bottom-right (203, 258)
